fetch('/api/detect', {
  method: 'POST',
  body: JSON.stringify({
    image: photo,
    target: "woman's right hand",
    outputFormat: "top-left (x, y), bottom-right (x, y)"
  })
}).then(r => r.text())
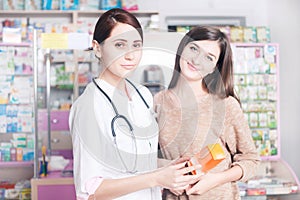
top-left (153, 160), bottom-right (202, 190)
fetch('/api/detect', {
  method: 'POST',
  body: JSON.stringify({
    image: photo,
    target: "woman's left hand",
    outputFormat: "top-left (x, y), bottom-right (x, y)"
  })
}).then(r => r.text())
top-left (185, 172), bottom-right (220, 195)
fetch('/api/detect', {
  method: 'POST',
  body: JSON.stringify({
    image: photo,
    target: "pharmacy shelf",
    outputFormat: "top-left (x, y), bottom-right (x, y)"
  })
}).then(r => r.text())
top-left (0, 10), bottom-right (159, 24)
top-left (0, 42), bottom-right (31, 47)
top-left (0, 161), bottom-right (34, 168)
top-left (0, 10), bottom-right (159, 15)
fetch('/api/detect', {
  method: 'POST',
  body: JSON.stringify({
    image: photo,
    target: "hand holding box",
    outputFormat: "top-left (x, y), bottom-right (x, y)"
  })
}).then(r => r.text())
top-left (187, 143), bottom-right (226, 174)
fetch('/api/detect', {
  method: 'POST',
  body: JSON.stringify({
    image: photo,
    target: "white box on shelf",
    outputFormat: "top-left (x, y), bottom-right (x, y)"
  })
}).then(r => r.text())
top-left (3, 28), bottom-right (22, 44)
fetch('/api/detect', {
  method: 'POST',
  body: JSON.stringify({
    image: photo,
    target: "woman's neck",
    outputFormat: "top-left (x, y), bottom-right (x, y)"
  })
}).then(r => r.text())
top-left (178, 77), bottom-right (208, 98)
top-left (190, 80), bottom-right (208, 97)
top-left (98, 70), bottom-right (129, 98)
top-left (99, 70), bottom-right (124, 87)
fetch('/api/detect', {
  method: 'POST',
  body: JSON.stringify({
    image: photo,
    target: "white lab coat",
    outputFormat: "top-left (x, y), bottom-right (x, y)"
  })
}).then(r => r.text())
top-left (69, 79), bottom-right (162, 200)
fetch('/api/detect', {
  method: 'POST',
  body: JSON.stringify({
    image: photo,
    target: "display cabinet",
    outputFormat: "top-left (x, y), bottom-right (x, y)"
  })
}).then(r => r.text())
top-left (31, 176), bottom-right (75, 200)
top-left (0, 10), bottom-right (159, 45)
top-left (31, 34), bottom-right (81, 160)
top-left (30, 30), bottom-right (96, 199)
top-left (232, 43), bottom-right (279, 160)
top-left (231, 43), bottom-right (299, 199)
top-left (31, 159), bottom-right (75, 200)
top-left (0, 42), bottom-right (35, 198)
top-left (35, 48), bottom-right (98, 159)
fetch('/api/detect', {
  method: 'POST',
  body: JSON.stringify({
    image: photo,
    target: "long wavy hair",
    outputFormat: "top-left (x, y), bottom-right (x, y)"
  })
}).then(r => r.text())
top-left (168, 26), bottom-right (240, 103)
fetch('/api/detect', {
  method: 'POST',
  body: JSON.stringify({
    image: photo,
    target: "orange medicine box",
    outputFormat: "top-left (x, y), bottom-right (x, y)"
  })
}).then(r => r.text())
top-left (16, 148), bottom-right (23, 161)
top-left (187, 143), bottom-right (225, 174)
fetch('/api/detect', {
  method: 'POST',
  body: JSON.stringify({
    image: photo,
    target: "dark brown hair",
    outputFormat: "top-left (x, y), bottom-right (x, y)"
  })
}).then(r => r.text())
top-left (93, 8), bottom-right (143, 45)
top-left (168, 26), bottom-right (240, 103)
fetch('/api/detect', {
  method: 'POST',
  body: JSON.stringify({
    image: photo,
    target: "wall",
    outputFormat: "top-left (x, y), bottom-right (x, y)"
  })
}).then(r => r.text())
top-left (138, 0), bottom-right (300, 180)
top-left (157, 0), bottom-right (269, 30)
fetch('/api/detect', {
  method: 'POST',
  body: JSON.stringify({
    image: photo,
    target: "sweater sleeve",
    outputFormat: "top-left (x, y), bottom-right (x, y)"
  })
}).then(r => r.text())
top-left (227, 97), bottom-right (261, 182)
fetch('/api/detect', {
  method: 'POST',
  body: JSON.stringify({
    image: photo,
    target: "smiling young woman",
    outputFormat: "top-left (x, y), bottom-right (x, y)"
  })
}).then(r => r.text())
top-left (154, 26), bottom-right (261, 199)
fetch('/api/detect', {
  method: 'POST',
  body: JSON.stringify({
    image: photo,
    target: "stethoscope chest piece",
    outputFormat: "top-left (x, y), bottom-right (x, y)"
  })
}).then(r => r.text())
top-left (92, 78), bottom-right (150, 173)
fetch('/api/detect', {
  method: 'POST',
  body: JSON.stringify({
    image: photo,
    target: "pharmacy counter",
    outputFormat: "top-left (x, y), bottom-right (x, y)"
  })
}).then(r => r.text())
top-left (31, 160), bottom-right (75, 200)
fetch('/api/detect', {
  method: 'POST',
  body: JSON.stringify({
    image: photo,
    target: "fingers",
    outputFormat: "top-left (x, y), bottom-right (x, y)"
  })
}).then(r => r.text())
top-left (173, 161), bottom-right (201, 172)
top-left (186, 185), bottom-right (197, 195)
top-left (178, 173), bottom-right (201, 183)
top-left (173, 161), bottom-right (188, 170)
top-left (170, 182), bottom-right (191, 192)
top-left (163, 161), bottom-right (203, 191)
top-left (169, 188), bottom-right (185, 196)
top-left (175, 184), bottom-right (190, 191)
top-left (173, 156), bottom-right (190, 165)
top-left (172, 168), bottom-right (203, 190)
top-left (173, 191), bottom-right (182, 196)
top-left (170, 172), bottom-right (202, 189)
top-left (178, 163), bottom-right (202, 175)
top-left (170, 162), bottom-right (202, 185)
top-left (185, 184), bottom-right (192, 191)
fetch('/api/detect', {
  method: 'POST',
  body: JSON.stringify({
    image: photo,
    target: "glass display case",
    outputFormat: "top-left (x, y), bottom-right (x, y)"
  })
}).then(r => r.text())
top-left (32, 31), bottom-right (97, 173)
top-left (30, 30), bottom-right (100, 199)
top-left (0, 42), bottom-right (35, 198)
top-left (231, 43), bottom-right (299, 199)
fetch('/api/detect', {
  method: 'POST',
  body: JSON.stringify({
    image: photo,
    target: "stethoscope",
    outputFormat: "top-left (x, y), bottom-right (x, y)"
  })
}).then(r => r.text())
top-left (92, 77), bottom-right (150, 173)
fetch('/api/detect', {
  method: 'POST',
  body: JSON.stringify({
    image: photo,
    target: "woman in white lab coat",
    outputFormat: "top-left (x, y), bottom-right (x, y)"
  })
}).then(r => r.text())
top-left (69, 8), bottom-right (201, 200)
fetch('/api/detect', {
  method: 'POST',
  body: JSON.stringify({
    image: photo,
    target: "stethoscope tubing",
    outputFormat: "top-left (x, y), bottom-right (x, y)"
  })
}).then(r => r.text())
top-left (92, 77), bottom-right (149, 173)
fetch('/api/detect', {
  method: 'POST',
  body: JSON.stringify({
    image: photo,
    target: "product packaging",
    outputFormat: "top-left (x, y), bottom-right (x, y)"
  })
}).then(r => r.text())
top-left (3, 0), bottom-right (24, 10)
top-left (249, 112), bottom-right (259, 128)
top-left (24, 0), bottom-right (42, 10)
top-left (256, 26), bottom-right (271, 43)
top-left (10, 147), bottom-right (16, 161)
top-left (16, 148), bottom-right (23, 161)
top-left (121, 0), bottom-right (138, 11)
top-left (61, 0), bottom-right (79, 10)
top-left (175, 26), bottom-right (190, 33)
top-left (186, 143), bottom-right (225, 174)
top-left (42, 0), bottom-right (60, 10)
top-left (230, 26), bottom-right (244, 43)
top-left (79, 0), bottom-right (99, 10)
top-left (243, 27), bottom-right (257, 43)
top-left (3, 27), bottom-right (22, 43)
top-left (100, 0), bottom-right (122, 10)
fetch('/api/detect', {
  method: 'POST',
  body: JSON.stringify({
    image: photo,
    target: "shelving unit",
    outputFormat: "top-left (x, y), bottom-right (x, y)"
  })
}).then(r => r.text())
top-left (0, 42), bottom-right (35, 192)
top-left (28, 31), bottom-right (95, 200)
top-left (232, 43), bottom-right (279, 160)
top-left (34, 39), bottom-right (85, 174)
top-left (231, 43), bottom-right (300, 199)
top-left (0, 161), bottom-right (33, 168)
top-left (0, 10), bottom-right (159, 23)
top-left (0, 10), bottom-right (159, 16)
top-left (0, 10), bottom-right (159, 37)
top-left (0, 42), bottom-right (35, 160)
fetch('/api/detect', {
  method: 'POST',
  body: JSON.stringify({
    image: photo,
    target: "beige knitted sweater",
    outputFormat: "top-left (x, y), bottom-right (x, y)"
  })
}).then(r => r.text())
top-left (154, 88), bottom-right (261, 200)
